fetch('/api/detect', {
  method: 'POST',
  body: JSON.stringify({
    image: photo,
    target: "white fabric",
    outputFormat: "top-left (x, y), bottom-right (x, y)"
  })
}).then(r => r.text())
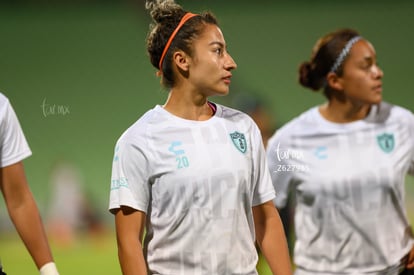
top-left (39, 262), bottom-right (59, 275)
top-left (109, 103), bottom-right (275, 275)
top-left (0, 93), bottom-right (32, 168)
top-left (267, 102), bottom-right (414, 274)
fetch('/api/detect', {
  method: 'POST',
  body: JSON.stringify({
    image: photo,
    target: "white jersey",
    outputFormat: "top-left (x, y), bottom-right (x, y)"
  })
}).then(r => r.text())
top-left (109, 103), bottom-right (275, 275)
top-left (0, 93), bottom-right (32, 168)
top-left (267, 102), bottom-right (414, 274)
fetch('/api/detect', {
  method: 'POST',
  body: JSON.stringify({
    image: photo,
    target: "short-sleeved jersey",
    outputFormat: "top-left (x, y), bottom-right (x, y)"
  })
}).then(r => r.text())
top-left (0, 93), bottom-right (32, 168)
top-left (109, 103), bottom-right (275, 275)
top-left (267, 102), bottom-right (414, 274)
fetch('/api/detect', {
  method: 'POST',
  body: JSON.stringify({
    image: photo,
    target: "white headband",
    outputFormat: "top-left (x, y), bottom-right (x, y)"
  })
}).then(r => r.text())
top-left (330, 36), bottom-right (362, 73)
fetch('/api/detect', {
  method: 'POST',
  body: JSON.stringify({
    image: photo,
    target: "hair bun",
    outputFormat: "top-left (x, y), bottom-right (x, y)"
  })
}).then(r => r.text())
top-left (146, 0), bottom-right (182, 24)
top-left (299, 61), bottom-right (325, 91)
top-left (298, 62), bottom-right (313, 89)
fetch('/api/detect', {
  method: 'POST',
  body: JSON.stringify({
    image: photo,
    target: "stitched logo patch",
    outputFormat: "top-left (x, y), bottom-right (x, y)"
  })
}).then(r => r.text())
top-left (377, 133), bottom-right (394, 153)
top-left (230, 131), bottom-right (247, 153)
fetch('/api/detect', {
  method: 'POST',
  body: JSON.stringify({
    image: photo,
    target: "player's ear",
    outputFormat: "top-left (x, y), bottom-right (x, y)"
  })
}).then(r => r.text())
top-left (173, 50), bottom-right (190, 72)
top-left (326, 72), bottom-right (344, 91)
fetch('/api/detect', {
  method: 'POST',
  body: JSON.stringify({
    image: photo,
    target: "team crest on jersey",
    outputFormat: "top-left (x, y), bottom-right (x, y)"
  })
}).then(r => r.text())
top-left (230, 131), bottom-right (247, 153)
top-left (377, 133), bottom-right (394, 153)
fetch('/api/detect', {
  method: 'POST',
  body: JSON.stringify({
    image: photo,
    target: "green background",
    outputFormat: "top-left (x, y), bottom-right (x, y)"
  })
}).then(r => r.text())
top-left (0, 1), bottom-right (413, 274)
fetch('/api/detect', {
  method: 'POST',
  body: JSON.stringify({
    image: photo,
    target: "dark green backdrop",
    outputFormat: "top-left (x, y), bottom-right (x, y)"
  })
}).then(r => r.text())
top-left (1, 1), bottom-right (413, 224)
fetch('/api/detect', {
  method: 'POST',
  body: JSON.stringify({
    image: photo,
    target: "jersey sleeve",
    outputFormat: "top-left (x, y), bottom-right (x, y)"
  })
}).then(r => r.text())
top-left (266, 130), bottom-right (294, 208)
top-left (108, 137), bottom-right (151, 214)
top-left (251, 122), bottom-right (276, 206)
top-left (0, 98), bottom-right (32, 168)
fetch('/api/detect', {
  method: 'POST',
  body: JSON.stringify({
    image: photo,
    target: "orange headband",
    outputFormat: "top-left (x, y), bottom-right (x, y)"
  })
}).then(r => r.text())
top-left (158, 12), bottom-right (198, 71)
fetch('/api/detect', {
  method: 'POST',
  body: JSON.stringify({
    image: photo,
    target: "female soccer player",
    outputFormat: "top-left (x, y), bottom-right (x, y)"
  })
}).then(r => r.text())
top-left (0, 93), bottom-right (59, 275)
top-left (267, 28), bottom-right (414, 274)
top-left (108, 0), bottom-right (292, 274)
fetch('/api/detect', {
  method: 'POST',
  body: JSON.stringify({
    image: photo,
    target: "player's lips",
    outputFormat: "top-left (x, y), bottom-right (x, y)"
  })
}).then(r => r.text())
top-left (223, 74), bottom-right (232, 84)
top-left (373, 84), bottom-right (382, 93)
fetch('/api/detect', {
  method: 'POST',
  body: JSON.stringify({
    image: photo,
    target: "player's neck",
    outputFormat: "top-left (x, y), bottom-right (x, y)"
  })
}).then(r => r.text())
top-left (319, 100), bottom-right (371, 123)
top-left (163, 89), bottom-right (213, 121)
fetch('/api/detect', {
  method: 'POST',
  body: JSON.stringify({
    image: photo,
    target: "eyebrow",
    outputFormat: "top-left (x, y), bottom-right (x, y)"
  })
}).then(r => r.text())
top-left (209, 41), bottom-right (225, 48)
top-left (362, 55), bottom-right (375, 63)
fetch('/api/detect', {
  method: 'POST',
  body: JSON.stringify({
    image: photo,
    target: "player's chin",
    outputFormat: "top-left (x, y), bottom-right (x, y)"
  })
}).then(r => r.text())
top-left (367, 93), bottom-right (382, 105)
top-left (372, 95), bottom-right (383, 105)
top-left (213, 87), bottom-right (230, 97)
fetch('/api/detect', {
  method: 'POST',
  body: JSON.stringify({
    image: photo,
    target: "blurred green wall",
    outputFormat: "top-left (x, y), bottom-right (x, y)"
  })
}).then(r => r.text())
top-left (0, 1), bottom-right (413, 224)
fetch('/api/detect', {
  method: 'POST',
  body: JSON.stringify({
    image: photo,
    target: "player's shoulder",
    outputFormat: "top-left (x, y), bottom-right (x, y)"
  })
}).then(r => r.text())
top-left (275, 107), bottom-right (318, 136)
top-left (0, 93), bottom-right (10, 109)
top-left (389, 103), bottom-right (414, 119)
top-left (369, 101), bottom-right (414, 125)
top-left (386, 103), bottom-right (414, 138)
top-left (116, 106), bottom-right (161, 146)
top-left (216, 103), bottom-right (252, 121)
top-left (218, 103), bottom-right (263, 129)
top-left (267, 107), bottom-right (317, 148)
top-left (0, 93), bottom-right (13, 124)
top-left (389, 103), bottom-right (414, 132)
top-left (215, 103), bottom-right (262, 135)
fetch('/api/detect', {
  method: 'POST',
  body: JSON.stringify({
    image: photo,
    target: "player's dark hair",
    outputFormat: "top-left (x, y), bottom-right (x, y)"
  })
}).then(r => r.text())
top-left (145, 0), bottom-right (218, 88)
top-left (298, 28), bottom-right (360, 98)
